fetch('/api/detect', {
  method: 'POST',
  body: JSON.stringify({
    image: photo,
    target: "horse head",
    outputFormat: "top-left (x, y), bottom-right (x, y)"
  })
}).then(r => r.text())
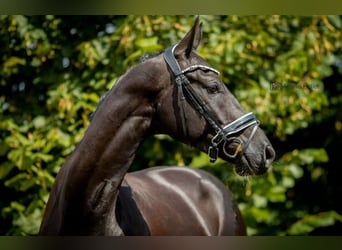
top-left (149, 17), bottom-right (275, 176)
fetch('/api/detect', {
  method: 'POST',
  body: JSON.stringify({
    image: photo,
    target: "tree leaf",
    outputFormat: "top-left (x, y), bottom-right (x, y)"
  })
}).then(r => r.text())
top-left (288, 211), bottom-right (342, 235)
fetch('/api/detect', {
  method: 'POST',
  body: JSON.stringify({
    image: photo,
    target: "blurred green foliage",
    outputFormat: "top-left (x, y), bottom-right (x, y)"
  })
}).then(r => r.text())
top-left (1, 15), bottom-right (342, 235)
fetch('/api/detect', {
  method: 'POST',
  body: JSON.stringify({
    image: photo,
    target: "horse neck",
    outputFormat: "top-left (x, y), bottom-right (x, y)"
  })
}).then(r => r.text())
top-left (41, 57), bottom-right (166, 234)
top-left (73, 82), bottom-right (154, 191)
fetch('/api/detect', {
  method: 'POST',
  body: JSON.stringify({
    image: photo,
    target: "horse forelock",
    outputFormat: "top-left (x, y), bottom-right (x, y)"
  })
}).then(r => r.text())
top-left (89, 51), bottom-right (164, 122)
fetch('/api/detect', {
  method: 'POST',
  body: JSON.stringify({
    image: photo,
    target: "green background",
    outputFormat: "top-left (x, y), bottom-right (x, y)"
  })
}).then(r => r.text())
top-left (1, 15), bottom-right (341, 235)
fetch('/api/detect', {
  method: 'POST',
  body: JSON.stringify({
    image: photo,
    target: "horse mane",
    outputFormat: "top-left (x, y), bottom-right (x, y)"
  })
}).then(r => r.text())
top-left (89, 91), bottom-right (108, 121)
top-left (89, 51), bottom-right (163, 121)
top-left (139, 51), bottom-right (162, 63)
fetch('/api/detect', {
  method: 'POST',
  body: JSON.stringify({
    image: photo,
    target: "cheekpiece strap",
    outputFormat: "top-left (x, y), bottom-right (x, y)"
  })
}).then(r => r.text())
top-left (164, 45), bottom-right (182, 76)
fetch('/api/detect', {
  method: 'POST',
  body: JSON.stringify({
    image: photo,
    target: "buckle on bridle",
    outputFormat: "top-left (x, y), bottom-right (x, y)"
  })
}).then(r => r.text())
top-left (208, 145), bottom-right (219, 163)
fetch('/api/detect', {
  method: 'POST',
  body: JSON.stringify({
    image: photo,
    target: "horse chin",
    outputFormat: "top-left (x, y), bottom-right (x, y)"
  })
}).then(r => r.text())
top-left (234, 155), bottom-right (269, 176)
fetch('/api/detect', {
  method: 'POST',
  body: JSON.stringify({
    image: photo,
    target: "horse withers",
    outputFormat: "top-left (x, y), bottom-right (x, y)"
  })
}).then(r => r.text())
top-left (39, 17), bottom-right (275, 235)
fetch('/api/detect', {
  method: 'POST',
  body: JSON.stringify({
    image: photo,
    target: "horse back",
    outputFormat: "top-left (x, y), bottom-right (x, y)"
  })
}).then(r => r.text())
top-left (116, 167), bottom-right (246, 235)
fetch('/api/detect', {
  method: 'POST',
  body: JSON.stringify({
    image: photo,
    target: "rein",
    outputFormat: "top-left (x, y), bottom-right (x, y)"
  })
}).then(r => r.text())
top-left (164, 45), bottom-right (259, 163)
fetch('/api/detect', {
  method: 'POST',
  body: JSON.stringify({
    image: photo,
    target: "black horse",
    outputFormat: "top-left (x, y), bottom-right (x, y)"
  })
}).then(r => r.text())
top-left (39, 17), bottom-right (275, 235)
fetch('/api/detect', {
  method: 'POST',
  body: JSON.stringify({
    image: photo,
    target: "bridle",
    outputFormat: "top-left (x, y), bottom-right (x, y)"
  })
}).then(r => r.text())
top-left (164, 45), bottom-right (260, 163)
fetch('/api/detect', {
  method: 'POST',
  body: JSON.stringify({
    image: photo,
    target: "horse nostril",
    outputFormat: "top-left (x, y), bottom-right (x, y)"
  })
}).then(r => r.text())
top-left (265, 145), bottom-right (275, 167)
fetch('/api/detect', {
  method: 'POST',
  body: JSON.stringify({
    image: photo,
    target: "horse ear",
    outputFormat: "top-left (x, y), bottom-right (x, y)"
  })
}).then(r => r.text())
top-left (175, 16), bottom-right (202, 58)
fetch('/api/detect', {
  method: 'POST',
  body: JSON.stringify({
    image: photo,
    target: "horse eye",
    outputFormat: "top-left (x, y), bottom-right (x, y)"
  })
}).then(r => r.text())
top-left (206, 84), bottom-right (220, 94)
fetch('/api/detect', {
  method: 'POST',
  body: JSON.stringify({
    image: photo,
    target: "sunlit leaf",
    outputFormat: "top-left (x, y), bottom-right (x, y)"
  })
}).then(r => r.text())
top-left (32, 116), bottom-right (46, 129)
top-left (135, 37), bottom-right (163, 52)
top-left (288, 211), bottom-right (342, 235)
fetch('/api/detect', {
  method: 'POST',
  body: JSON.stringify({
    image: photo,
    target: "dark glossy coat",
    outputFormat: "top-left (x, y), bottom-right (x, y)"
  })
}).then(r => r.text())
top-left (39, 17), bottom-right (274, 235)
